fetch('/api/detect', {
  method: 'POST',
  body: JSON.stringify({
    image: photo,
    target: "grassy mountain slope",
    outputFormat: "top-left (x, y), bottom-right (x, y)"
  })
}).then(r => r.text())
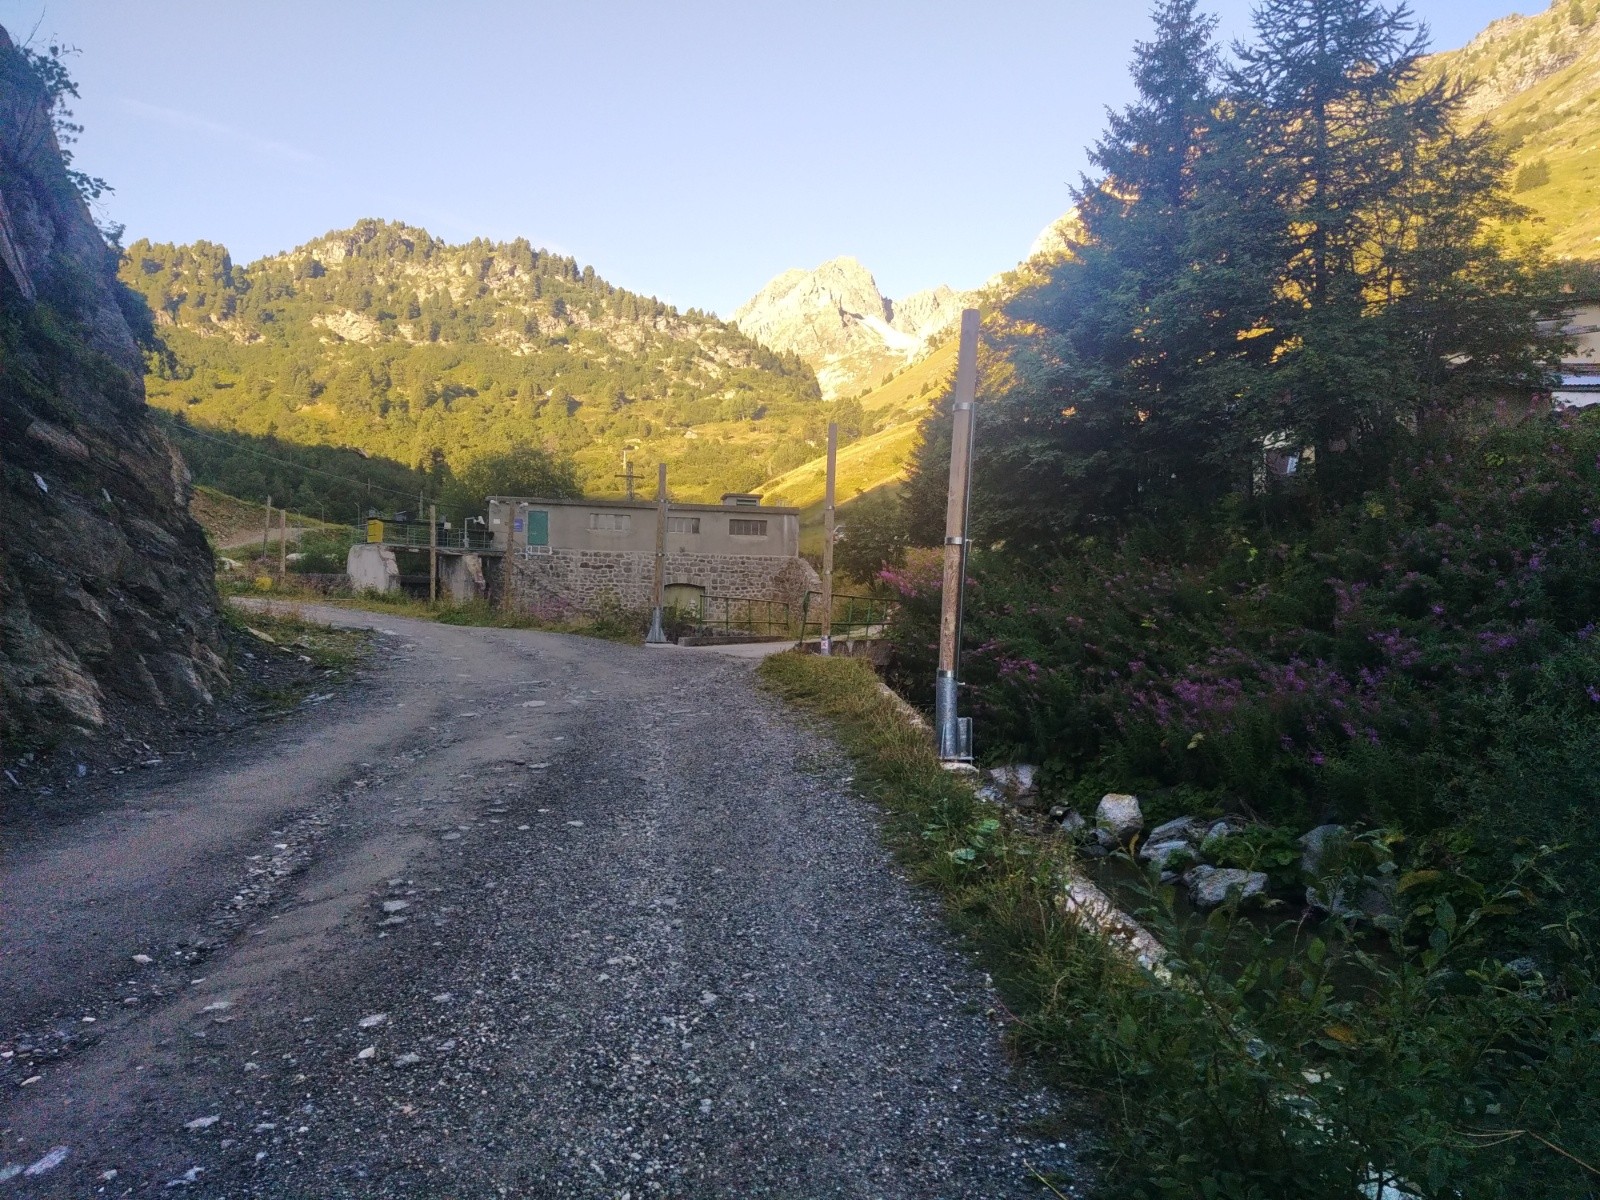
top-left (1429, 0), bottom-right (1600, 259)
top-left (758, 337), bottom-right (960, 511)
top-left (121, 220), bottom-right (845, 504)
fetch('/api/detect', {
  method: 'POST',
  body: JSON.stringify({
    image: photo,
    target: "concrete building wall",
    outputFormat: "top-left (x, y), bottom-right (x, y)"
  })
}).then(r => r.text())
top-left (487, 497), bottom-right (800, 559)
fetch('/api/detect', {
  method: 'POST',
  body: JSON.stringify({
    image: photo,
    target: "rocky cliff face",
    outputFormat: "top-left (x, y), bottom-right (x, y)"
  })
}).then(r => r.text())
top-left (732, 257), bottom-right (973, 399)
top-left (0, 27), bottom-right (225, 749)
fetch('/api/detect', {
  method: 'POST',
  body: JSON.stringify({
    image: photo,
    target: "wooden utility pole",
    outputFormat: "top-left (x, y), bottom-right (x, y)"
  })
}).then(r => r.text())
top-left (820, 421), bottom-right (838, 656)
top-left (428, 503), bottom-right (439, 604)
top-left (646, 463), bottom-right (669, 644)
top-left (935, 309), bottom-right (981, 763)
top-left (277, 507), bottom-right (289, 582)
top-left (261, 495), bottom-right (273, 553)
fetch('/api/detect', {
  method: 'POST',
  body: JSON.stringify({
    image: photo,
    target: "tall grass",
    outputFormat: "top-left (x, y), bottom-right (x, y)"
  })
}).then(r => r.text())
top-left (760, 652), bottom-right (1600, 1199)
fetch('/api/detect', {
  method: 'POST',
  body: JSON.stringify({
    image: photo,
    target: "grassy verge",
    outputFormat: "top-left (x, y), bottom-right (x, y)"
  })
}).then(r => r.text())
top-left (222, 604), bottom-right (370, 671)
top-left (759, 652), bottom-right (1600, 1200)
top-left (222, 581), bottom-right (647, 644)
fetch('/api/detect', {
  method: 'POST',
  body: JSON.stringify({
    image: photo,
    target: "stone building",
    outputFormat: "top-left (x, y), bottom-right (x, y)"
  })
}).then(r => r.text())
top-left (486, 493), bottom-right (819, 617)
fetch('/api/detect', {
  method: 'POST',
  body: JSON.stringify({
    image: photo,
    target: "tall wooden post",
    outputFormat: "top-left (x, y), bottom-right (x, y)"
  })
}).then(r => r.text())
top-left (645, 463), bottom-right (669, 644)
top-left (935, 309), bottom-right (981, 762)
top-left (429, 503), bottom-right (439, 604)
top-left (261, 495), bottom-right (273, 554)
top-left (820, 422), bottom-right (838, 656)
top-left (277, 507), bottom-right (288, 582)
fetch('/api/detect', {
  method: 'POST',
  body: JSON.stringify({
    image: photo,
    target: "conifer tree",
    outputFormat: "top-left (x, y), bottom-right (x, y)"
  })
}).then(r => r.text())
top-left (969, 0), bottom-right (1229, 544)
top-left (1226, 0), bottom-right (1555, 487)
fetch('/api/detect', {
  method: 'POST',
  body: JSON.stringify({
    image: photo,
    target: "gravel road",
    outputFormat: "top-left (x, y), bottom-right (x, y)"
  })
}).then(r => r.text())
top-left (0, 603), bottom-right (1084, 1197)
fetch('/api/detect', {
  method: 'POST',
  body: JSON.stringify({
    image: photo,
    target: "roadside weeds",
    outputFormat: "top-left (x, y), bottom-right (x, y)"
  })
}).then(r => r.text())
top-left (758, 652), bottom-right (1600, 1200)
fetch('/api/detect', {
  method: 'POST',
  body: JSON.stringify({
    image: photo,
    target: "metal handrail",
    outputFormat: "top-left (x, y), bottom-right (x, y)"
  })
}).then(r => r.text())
top-left (798, 591), bottom-right (895, 645)
top-left (362, 520), bottom-right (495, 551)
top-left (671, 595), bottom-right (800, 638)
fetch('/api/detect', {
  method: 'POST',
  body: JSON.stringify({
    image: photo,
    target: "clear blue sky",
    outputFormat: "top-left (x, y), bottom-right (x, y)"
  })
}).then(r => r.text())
top-left (0, 0), bottom-right (1526, 315)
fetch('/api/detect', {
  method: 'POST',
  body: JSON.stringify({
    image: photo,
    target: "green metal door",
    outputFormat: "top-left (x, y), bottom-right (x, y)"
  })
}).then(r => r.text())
top-left (526, 509), bottom-right (549, 546)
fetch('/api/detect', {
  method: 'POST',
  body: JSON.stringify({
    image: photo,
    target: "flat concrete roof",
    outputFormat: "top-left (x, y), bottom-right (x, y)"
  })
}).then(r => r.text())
top-left (487, 495), bottom-right (801, 517)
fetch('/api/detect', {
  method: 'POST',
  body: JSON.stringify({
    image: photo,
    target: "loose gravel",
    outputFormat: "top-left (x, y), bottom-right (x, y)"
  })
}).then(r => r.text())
top-left (0, 606), bottom-right (1088, 1197)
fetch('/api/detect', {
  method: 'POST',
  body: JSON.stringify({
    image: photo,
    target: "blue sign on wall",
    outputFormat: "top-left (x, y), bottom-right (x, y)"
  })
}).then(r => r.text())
top-left (514, 517), bottom-right (524, 532)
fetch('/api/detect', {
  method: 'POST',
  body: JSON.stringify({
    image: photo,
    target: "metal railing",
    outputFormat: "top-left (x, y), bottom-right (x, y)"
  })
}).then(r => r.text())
top-left (671, 595), bottom-right (800, 638)
top-left (361, 520), bottom-right (496, 551)
top-left (798, 591), bottom-right (895, 645)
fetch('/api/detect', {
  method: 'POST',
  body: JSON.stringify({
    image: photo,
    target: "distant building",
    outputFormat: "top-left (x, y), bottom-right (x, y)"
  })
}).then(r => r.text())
top-left (486, 492), bottom-right (819, 617)
top-left (1553, 302), bottom-right (1600, 409)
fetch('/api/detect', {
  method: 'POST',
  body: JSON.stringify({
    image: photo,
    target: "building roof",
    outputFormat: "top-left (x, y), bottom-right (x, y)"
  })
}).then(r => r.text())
top-left (487, 495), bottom-right (801, 516)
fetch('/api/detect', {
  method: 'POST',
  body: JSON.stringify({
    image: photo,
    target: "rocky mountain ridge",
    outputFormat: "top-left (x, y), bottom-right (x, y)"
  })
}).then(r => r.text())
top-left (0, 27), bottom-right (225, 748)
top-left (732, 257), bottom-right (975, 400)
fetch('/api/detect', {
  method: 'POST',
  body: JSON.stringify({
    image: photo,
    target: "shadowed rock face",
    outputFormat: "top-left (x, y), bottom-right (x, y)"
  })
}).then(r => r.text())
top-left (0, 26), bottom-right (225, 749)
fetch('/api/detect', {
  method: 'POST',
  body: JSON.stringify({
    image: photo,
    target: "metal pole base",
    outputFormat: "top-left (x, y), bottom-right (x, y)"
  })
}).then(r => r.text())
top-left (645, 606), bottom-right (668, 645)
top-left (934, 670), bottom-right (974, 762)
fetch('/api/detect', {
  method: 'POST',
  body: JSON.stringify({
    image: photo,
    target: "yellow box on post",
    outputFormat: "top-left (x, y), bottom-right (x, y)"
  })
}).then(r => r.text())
top-left (366, 519), bottom-right (384, 544)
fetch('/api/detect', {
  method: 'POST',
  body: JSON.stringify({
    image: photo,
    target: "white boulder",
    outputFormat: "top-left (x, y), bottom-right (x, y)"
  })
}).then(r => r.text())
top-left (1095, 794), bottom-right (1144, 843)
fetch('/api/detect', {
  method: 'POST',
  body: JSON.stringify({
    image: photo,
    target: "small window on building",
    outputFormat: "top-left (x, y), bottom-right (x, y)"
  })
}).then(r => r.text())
top-left (588, 512), bottom-right (632, 533)
top-left (729, 518), bottom-right (768, 536)
top-left (667, 516), bottom-right (701, 534)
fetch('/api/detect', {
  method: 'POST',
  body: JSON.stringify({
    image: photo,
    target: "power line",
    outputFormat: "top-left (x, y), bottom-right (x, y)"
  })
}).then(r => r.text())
top-left (160, 418), bottom-right (423, 503)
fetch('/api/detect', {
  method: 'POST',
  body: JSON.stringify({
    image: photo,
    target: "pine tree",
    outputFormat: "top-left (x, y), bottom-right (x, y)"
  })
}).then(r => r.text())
top-left (966, 0), bottom-right (1230, 544)
top-left (1226, 0), bottom-right (1555, 487)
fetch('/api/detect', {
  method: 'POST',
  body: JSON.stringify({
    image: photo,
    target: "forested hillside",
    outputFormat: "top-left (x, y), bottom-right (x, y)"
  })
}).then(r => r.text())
top-left (119, 221), bottom-right (848, 506)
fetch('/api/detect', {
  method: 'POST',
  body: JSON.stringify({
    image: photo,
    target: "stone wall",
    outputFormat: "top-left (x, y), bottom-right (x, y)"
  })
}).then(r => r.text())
top-left (507, 548), bottom-right (819, 616)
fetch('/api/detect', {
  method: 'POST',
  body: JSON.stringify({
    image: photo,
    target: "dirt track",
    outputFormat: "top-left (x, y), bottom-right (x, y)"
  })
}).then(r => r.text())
top-left (0, 603), bottom-right (1082, 1197)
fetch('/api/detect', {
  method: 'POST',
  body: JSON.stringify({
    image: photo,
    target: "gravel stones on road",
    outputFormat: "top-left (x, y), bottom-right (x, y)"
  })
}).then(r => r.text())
top-left (0, 612), bottom-right (1086, 1196)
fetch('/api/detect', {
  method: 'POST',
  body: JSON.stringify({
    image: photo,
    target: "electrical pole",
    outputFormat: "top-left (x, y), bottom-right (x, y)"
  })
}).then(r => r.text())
top-left (820, 422), bottom-right (837, 656)
top-left (261, 495), bottom-right (273, 554)
top-left (935, 309), bottom-right (980, 764)
top-left (617, 449), bottom-right (636, 501)
top-left (645, 463), bottom-right (669, 644)
top-left (429, 503), bottom-right (439, 604)
top-left (278, 506), bottom-right (289, 582)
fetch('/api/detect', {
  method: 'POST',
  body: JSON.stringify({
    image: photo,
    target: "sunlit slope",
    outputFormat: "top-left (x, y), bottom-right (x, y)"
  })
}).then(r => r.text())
top-left (1428, 0), bottom-right (1600, 259)
top-left (190, 485), bottom-right (337, 548)
top-left (759, 338), bottom-right (958, 510)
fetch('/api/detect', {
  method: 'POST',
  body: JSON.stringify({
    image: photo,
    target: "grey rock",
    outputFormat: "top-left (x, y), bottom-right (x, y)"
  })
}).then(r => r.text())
top-left (1058, 810), bottom-right (1087, 836)
top-left (1183, 865), bottom-right (1269, 909)
top-left (1203, 817), bottom-right (1249, 844)
top-left (1299, 824), bottom-right (1349, 876)
top-left (973, 783), bottom-right (1007, 806)
top-left (986, 764), bottom-right (1040, 804)
top-left (1138, 839), bottom-right (1196, 870)
top-left (1356, 878), bottom-right (1397, 921)
top-left (1095, 794), bottom-right (1143, 842)
top-left (1146, 815), bottom-right (1209, 846)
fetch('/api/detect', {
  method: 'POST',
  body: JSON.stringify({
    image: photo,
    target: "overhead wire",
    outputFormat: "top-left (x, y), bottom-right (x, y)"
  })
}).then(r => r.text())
top-left (159, 417), bottom-right (424, 503)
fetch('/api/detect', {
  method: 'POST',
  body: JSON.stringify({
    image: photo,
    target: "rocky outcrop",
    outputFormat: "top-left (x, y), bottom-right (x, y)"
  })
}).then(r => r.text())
top-left (0, 27), bottom-right (225, 748)
top-left (732, 257), bottom-right (973, 399)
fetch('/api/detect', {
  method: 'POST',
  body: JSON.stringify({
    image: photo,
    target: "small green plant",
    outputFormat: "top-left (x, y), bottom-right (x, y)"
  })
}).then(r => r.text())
top-left (760, 653), bottom-right (1600, 1199)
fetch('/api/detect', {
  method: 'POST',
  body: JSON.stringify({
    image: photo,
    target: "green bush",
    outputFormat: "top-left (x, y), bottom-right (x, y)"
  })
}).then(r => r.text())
top-left (762, 654), bottom-right (1600, 1199)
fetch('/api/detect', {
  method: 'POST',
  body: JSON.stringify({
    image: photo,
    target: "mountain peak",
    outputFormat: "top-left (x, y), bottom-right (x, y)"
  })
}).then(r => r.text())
top-left (732, 258), bottom-right (970, 399)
